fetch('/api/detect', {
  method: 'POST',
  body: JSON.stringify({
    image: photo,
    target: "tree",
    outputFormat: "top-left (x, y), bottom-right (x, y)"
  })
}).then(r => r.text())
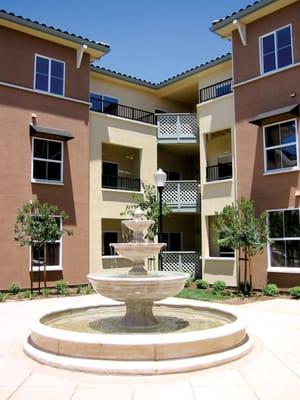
top-left (122, 184), bottom-right (171, 241)
top-left (14, 200), bottom-right (73, 292)
top-left (214, 198), bottom-right (268, 295)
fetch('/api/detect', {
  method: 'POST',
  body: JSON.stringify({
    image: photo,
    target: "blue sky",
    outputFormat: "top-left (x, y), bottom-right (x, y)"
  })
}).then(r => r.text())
top-left (0, 0), bottom-right (252, 82)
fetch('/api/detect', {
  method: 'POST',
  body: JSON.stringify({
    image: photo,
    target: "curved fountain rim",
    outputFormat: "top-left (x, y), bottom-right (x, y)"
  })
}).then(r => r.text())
top-left (87, 271), bottom-right (190, 282)
top-left (27, 300), bottom-right (248, 346)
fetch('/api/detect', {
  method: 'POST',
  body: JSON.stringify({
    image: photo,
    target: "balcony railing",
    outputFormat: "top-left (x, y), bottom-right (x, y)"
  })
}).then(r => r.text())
top-left (162, 180), bottom-right (200, 212)
top-left (161, 251), bottom-right (201, 278)
top-left (200, 78), bottom-right (232, 103)
top-left (157, 113), bottom-right (198, 143)
top-left (90, 96), bottom-right (156, 125)
top-left (102, 175), bottom-right (141, 191)
top-left (206, 162), bottom-right (232, 182)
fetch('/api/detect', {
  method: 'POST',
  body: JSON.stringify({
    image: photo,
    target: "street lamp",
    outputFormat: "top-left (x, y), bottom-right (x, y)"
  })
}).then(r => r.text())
top-left (154, 168), bottom-right (167, 270)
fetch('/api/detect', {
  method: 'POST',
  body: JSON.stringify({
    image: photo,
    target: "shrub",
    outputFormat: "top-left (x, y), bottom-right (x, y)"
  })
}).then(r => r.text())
top-left (55, 279), bottom-right (69, 295)
top-left (83, 285), bottom-right (93, 295)
top-left (184, 278), bottom-right (192, 288)
top-left (24, 290), bottom-right (32, 299)
top-left (76, 285), bottom-right (82, 294)
top-left (263, 283), bottom-right (279, 297)
top-left (289, 286), bottom-right (300, 299)
top-left (8, 281), bottom-right (21, 295)
top-left (41, 288), bottom-right (51, 297)
top-left (212, 280), bottom-right (226, 293)
top-left (0, 292), bottom-right (9, 302)
top-left (195, 279), bottom-right (209, 289)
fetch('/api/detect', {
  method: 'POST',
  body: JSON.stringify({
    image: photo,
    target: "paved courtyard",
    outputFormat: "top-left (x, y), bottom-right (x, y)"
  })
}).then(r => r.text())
top-left (0, 294), bottom-right (300, 399)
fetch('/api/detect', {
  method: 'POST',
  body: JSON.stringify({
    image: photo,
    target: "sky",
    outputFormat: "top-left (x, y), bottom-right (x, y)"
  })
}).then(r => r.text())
top-left (0, 0), bottom-right (252, 82)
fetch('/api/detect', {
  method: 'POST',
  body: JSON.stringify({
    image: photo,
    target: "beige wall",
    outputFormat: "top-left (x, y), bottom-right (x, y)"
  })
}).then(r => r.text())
top-left (158, 147), bottom-right (199, 180)
top-left (89, 112), bottom-right (157, 273)
top-left (90, 74), bottom-right (191, 114)
top-left (164, 214), bottom-right (201, 252)
top-left (102, 143), bottom-right (140, 178)
top-left (206, 131), bottom-right (232, 166)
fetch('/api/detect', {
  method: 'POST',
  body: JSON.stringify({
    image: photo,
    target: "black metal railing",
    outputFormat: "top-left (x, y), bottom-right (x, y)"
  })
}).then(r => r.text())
top-left (200, 78), bottom-right (232, 103)
top-left (102, 175), bottom-right (141, 191)
top-left (90, 96), bottom-right (156, 125)
top-left (206, 162), bottom-right (232, 182)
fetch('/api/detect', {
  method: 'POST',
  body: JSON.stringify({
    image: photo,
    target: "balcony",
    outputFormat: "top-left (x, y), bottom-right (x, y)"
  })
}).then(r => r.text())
top-left (206, 162), bottom-right (232, 182)
top-left (90, 95), bottom-right (156, 125)
top-left (157, 113), bottom-right (198, 144)
top-left (161, 251), bottom-right (201, 278)
top-left (199, 78), bottom-right (232, 103)
top-left (102, 175), bottom-right (141, 192)
top-left (162, 180), bottom-right (200, 213)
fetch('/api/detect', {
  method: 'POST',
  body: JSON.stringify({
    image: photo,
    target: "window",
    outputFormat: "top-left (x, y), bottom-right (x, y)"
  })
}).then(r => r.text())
top-left (90, 93), bottom-right (119, 113)
top-left (161, 233), bottom-right (182, 251)
top-left (32, 138), bottom-right (63, 183)
top-left (103, 232), bottom-right (118, 256)
top-left (260, 25), bottom-right (293, 74)
top-left (34, 55), bottom-right (65, 95)
top-left (268, 209), bottom-right (300, 270)
top-left (264, 120), bottom-right (298, 173)
top-left (31, 217), bottom-right (62, 270)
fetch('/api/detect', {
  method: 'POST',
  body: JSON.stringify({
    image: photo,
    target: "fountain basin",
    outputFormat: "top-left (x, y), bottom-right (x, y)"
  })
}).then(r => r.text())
top-left (110, 242), bottom-right (165, 262)
top-left (24, 299), bottom-right (252, 375)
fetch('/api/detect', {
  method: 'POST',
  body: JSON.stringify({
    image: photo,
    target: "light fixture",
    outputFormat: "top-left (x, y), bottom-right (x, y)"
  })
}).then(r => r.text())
top-left (154, 168), bottom-right (167, 188)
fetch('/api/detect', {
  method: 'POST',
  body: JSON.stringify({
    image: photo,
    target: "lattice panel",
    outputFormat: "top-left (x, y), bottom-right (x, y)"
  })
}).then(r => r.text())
top-left (157, 115), bottom-right (178, 137)
top-left (178, 114), bottom-right (198, 137)
top-left (161, 252), bottom-right (201, 278)
top-left (163, 181), bottom-right (199, 208)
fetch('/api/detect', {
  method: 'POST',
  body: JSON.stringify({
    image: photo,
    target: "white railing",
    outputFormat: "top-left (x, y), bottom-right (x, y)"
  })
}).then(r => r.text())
top-left (162, 180), bottom-right (200, 211)
top-left (161, 251), bottom-right (201, 278)
top-left (157, 113), bottom-right (198, 143)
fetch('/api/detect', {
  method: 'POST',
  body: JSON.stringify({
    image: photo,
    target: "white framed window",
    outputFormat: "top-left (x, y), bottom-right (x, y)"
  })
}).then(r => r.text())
top-left (32, 137), bottom-right (64, 184)
top-left (263, 119), bottom-right (298, 173)
top-left (267, 208), bottom-right (300, 272)
top-left (30, 216), bottom-right (62, 271)
top-left (259, 24), bottom-right (293, 74)
top-left (34, 54), bottom-right (65, 96)
top-left (90, 93), bottom-right (119, 113)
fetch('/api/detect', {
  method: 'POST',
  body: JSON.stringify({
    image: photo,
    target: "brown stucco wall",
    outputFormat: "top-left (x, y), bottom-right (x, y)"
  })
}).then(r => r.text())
top-left (233, 2), bottom-right (300, 288)
top-left (0, 26), bottom-right (90, 101)
top-left (0, 27), bottom-right (90, 290)
top-left (233, 1), bottom-right (300, 84)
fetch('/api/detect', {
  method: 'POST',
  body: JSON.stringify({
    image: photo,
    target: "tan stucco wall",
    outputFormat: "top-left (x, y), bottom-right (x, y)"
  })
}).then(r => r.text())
top-left (163, 214), bottom-right (201, 252)
top-left (90, 74), bottom-right (191, 114)
top-left (89, 112), bottom-right (157, 273)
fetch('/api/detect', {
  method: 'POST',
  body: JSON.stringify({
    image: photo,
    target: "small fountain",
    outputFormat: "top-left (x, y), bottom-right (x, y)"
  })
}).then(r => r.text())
top-left (24, 209), bottom-right (252, 375)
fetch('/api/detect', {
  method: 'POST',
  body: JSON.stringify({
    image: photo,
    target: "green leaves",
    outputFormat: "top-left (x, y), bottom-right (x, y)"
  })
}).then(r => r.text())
top-left (15, 200), bottom-right (73, 247)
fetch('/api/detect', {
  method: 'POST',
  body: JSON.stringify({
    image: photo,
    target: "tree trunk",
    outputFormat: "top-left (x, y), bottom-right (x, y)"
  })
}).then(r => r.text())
top-left (238, 249), bottom-right (241, 290)
top-left (43, 244), bottom-right (47, 289)
top-left (37, 247), bottom-right (41, 294)
top-left (248, 252), bottom-right (253, 295)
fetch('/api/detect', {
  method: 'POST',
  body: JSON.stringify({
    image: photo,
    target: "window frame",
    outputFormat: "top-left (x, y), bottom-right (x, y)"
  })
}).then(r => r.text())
top-left (34, 54), bottom-right (65, 96)
top-left (267, 207), bottom-right (300, 273)
top-left (31, 137), bottom-right (64, 185)
top-left (29, 216), bottom-right (63, 271)
top-left (263, 118), bottom-right (299, 175)
top-left (259, 24), bottom-right (294, 75)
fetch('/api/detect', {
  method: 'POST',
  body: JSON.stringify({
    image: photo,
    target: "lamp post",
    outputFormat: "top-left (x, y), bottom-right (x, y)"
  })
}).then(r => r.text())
top-left (154, 168), bottom-right (167, 270)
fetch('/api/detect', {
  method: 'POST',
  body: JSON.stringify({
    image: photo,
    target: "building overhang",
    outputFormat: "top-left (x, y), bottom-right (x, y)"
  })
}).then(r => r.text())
top-left (249, 104), bottom-right (299, 126)
top-left (30, 124), bottom-right (74, 141)
top-left (210, 0), bottom-right (298, 39)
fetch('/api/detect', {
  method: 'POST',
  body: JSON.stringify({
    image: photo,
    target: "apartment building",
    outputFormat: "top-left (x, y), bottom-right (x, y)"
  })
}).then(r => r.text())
top-left (0, 10), bottom-right (109, 289)
top-left (1, 0), bottom-right (298, 291)
top-left (211, 0), bottom-right (300, 288)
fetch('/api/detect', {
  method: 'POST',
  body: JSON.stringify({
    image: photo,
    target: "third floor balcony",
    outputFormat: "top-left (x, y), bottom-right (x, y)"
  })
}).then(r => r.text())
top-left (157, 113), bottom-right (198, 144)
top-left (199, 78), bottom-right (232, 103)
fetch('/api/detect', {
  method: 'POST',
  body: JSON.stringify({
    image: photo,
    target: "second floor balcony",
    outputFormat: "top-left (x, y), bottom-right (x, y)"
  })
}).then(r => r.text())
top-left (90, 95), bottom-right (156, 125)
top-left (157, 113), bottom-right (198, 144)
top-left (162, 180), bottom-right (200, 213)
top-left (102, 174), bottom-right (141, 192)
top-left (206, 162), bottom-right (233, 183)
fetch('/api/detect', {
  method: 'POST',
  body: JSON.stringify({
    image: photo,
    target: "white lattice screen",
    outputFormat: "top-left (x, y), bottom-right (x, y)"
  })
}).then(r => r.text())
top-left (162, 181), bottom-right (199, 209)
top-left (161, 252), bottom-right (201, 278)
top-left (157, 114), bottom-right (198, 141)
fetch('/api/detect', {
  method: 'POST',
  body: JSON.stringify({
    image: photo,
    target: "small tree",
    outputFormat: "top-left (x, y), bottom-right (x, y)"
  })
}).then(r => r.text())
top-left (14, 200), bottom-right (73, 292)
top-left (214, 198), bottom-right (268, 295)
top-left (122, 184), bottom-right (171, 240)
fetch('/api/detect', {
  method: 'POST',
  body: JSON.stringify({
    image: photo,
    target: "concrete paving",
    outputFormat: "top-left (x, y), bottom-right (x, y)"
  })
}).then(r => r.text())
top-left (0, 294), bottom-right (299, 399)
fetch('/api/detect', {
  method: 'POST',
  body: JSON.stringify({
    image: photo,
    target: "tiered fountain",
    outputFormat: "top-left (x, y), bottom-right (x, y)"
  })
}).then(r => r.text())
top-left (24, 208), bottom-right (252, 375)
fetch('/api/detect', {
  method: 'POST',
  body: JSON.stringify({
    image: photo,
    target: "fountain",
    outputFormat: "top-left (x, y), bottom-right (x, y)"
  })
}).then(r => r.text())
top-left (24, 208), bottom-right (252, 375)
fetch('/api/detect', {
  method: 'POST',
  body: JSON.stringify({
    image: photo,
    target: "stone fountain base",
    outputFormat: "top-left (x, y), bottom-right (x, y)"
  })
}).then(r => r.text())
top-left (24, 299), bottom-right (252, 375)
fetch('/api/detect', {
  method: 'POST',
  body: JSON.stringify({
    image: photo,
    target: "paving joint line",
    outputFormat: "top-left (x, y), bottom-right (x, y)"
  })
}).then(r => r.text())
top-left (6, 371), bottom-right (33, 400)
